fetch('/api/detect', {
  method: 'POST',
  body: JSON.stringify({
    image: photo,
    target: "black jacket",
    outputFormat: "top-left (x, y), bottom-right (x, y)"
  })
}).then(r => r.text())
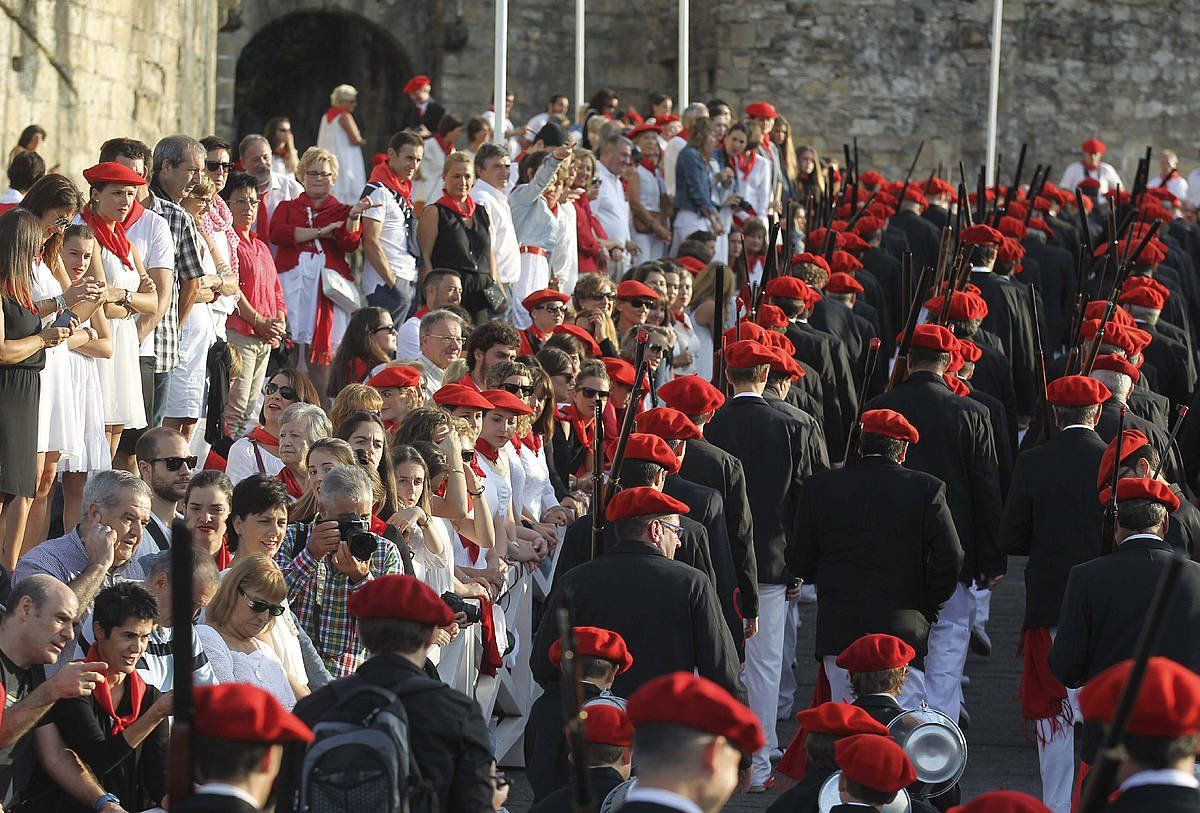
top-left (854, 692), bottom-right (904, 727)
top-left (764, 391), bottom-right (832, 473)
top-left (1001, 427), bottom-right (1107, 628)
top-left (786, 320), bottom-right (858, 446)
top-left (530, 766), bottom-right (627, 813)
top-left (524, 681), bottom-right (605, 801)
top-left (174, 795), bottom-right (261, 813)
top-left (788, 457), bottom-right (962, 657)
top-left (277, 654), bottom-right (493, 813)
top-left (970, 269), bottom-right (1039, 417)
top-left (891, 210), bottom-right (941, 276)
top-left (765, 765), bottom-right (834, 813)
top-left (398, 98), bottom-right (446, 135)
top-left (1102, 782), bottom-right (1200, 812)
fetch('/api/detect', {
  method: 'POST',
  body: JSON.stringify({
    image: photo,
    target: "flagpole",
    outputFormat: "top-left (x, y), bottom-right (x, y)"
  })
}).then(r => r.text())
top-left (575, 0), bottom-right (585, 120)
top-left (493, 0), bottom-right (508, 146)
top-left (984, 0), bottom-right (1003, 186)
top-left (678, 0), bottom-right (689, 105)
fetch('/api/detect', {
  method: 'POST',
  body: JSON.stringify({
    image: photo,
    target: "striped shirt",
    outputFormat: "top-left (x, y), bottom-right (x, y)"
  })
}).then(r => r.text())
top-left (73, 615), bottom-right (218, 691)
top-left (146, 182), bottom-right (206, 373)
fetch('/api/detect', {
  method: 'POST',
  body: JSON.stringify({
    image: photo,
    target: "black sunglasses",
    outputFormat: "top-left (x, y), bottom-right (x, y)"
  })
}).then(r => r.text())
top-left (263, 382), bottom-right (299, 400)
top-left (238, 588), bottom-right (285, 617)
top-left (536, 304), bottom-right (567, 314)
top-left (628, 300), bottom-right (654, 310)
top-left (501, 383), bottom-right (536, 397)
top-left (578, 386), bottom-right (610, 400)
top-left (373, 324), bottom-right (398, 334)
top-left (491, 771), bottom-right (510, 790)
top-left (205, 160), bottom-right (233, 172)
top-left (144, 456), bottom-right (197, 472)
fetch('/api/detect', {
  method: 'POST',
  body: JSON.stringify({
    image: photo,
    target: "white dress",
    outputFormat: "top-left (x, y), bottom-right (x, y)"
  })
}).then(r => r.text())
top-left (92, 242), bottom-right (146, 429)
top-left (671, 312), bottom-right (704, 378)
top-left (316, 112), bottom-right (365, 206)
top-left (31, 262), bottom-right (80, 457)
top-left (197, 624), bottom-right (297, 710)
top-left (516, 440), bottom-right (559, 520)
top-left (692, 309), bottom-right (715, 383)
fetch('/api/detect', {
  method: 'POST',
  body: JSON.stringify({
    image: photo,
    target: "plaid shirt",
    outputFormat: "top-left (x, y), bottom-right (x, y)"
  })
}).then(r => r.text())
top-left (281, 524), bottom-right (402, 678)
top-left (147, 181), bottom-right (206, 373)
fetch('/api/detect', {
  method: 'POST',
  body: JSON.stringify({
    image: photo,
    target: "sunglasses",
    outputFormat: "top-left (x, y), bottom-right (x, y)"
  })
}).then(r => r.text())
top-left (263, 382), bottom-right (299, 400)
top-left (578, 386), bottom-right (610, 400)
top-left (144, 455), bottom-right (198, 472)
top-left (491, 771), bottom-right (510, 790)
top-left (536, 304), bottom-right (567, 315)
top-left (553, 373), bottom-right (576, 385)
top-left (627, 300), bottom-right (654, 310)
top-left (53, 216), bottom-right (70, 230)
top-left (373, 324), bottom-right (398, 335)
top-left (501, 383), bottom-right (536, 397)
top-left (238, 588), bottom-right (285, 617)
top-left (647, 344), bottom-right (671, 355)
top-left (584, 291), bottom-right (616, 301)
top-left (205, 160), bottom-right (233, 172)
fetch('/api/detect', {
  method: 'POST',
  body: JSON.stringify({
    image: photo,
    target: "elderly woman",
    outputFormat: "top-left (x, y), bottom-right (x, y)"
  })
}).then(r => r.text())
top-left (276, 402), bottom-right (332, 500)
top-left (270, 146), bottom-right (374, 397)
top-left (225, 367), bottom-right (320, 484)
top-left (316, 84), bottom-right (366, 205)
top-left (417, 152), bottom-right (499, 323)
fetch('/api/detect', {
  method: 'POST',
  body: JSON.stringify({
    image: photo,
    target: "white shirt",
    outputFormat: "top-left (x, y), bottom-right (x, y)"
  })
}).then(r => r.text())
top-left (482, 109), bottom-right (521, 156)
top-left (525, 112), bottom-right (550, 141)
top-left (1187, 168), bottom-right (1200, 208)
top-left (397, 314), bottom-right (422, 360)
top-left (421, 353), bottom-right (446, 401)
top-left (551, 202), bottom-right (578, 294)
top-left (1059, 161), bottom-right (1123, 196)
top-left (413, 136), bottom-right (449, 205)
top-left (624, 787), bottom-right (704, 813)
top-left (361, 181), bottom-right (419, 290)
top-left (0, 187), bottom-right (21, 204)
top-left (262, 171), bottom-right (302, 221)
top-left (225, 435), bottom-right (284, 484)
top-left (471, 179), bottom-right (520, 284)
top-left (126, 207), bottom-right (174, 356)
top-left (1119, 768), bottom-right (1200, 791)
top-left (663, 135), bottom-right (689, 197)
top-left (594, 160), bottom-right (631, 245)
top-left (1147, 172), bottom-right (1189, 204)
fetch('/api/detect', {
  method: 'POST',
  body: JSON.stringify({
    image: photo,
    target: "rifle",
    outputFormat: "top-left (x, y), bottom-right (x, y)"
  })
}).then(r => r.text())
top-left (841, 338), bottom-right (882, 466)
top-left (1075, 188), bottom-right (1095, 260)
top-left (843, 144), bottom-right (855, 190)
top-left (1078, 547), bottom-right (1186, 812)
top-left (1152, 405), bottom-right (1190, 481)
top-left (958, 182), bottom-right (973, 228)
top-left (590, 394), bottom-right (606, 559)
top-left (1024, 164), bottom-right (1051, 227)
top-left (929, 225), bottom-right (954, 321)
top-left (893, 140), bottom-right (926, 216)
top-left (1029, 283), bottom-right (1053, 439)
top-left (712, 257), bottom-right (726, 388)
top-left (764, 221), bottom-right (782, 281)
top-left (607, 330), bottom-right (650, 491)
top-left (887, 257), bottom-right (929, 390)
top-left (167, 519), bottom-right (196, 806)
top-left (780, 200), bottom-right (796, 275)
top-left (975, 165), bottom-right (987, 225)
top-left (1000, 142), bottom-right (1027, 216)
top-left (556, 607), bottom-right (597, 813)
top-left (844, 192), bottom-right (878, 231)
top-left (1100, 406), bottom-right (1126, 556)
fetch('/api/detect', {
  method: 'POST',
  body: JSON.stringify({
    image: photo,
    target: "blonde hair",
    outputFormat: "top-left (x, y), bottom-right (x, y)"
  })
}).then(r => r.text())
top-left (330, 84), bottom-right (358, 106)
top-left (185, 174), bottom-right (216, 201)
top-left (206, 554), bottom-right (286, 630)
top-left (331, 383), bottom-right (383, 430)
top-left (441, 151), bottom-right (474, 179)
top-left (297, 146), bottom-right (339, 182)
top-left (690, 262), bottom-right (737, 326)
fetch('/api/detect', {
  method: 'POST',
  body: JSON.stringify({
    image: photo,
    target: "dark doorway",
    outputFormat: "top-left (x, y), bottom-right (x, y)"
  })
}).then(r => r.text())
top-left (234, 12), bottom-right (413, 158)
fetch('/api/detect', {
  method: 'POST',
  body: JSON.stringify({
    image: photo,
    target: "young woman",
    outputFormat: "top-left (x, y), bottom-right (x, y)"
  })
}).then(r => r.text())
top-left (224, 368), bottom-right (320, 484)
top-left (335, 410), bottom-right (401, 524)
top-left (795, 144), bottom-right (826, 203)
top-left (667, 261), bottom-right (702, 378)
top-left (627, 124), bottom-right (672, 261)
top-left (276, 402), bottom-right (333, 500)
top-left (197, 135), bottom-right (242, 343)
top-left (264, 116), bottom-right (298, 178)
top-left (463, 116), bottom-right (493, 161)
top-left (772, 114), bottom-right (799, 207)
top-left (315, 84), bottom-right (366, 205)
top-left (328, 305), bottom-right (396, 396)
top-left (571, 272), bottom-right (619, 355)
top-left (689, 261), bottom-right (737, 382)
top-left (184, 468), bottom-right (235, 569)
top-left (671, 117), bottom-right (722, 253)
top-left (412, 114), bottom-right (464, 206)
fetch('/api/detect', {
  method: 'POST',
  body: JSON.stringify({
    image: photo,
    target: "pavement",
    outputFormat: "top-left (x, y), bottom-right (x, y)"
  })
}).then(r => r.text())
top-left (505, 558), bottom-right (1042, 811)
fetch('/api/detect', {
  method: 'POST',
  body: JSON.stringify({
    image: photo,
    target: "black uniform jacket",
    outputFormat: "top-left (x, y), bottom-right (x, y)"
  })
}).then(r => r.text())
top-left (530, 766), bottom-right (627, 813)
top-left (971, 269), bottom-right (1039, 417)
top-left (524, 680), bottom-right (604, 801)
top-left (1102, 782), bottom-right (1200, 812)
top-left (786, 320), bottom-right (856, 444)
top-left (174, 794), bottom-right (261, 813)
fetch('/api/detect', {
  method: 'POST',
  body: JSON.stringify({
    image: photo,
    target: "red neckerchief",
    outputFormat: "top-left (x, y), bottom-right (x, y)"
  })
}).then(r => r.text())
top-left (474, 437), bottom-right (502, 464)
top-left (278, 467), bottom-right (305, 499)
top-left (122, 198), bottom-right (147, 230)
top-left (557, 404), bottom-right (594, 448)
top-left (368, 160), bottom-right (413, 202)
top-left (370, 513), bottom-right (388, 536)
top-left (84, 644), bottom-right (145, 735)
top-left (436, 479), bottom-right (484, 561)
top-left (672, 309), bottom-right (687, 324)
top-left (325, 106), bottom-right (350, 123)
top-left (517, 431), bottom-right (542, 454)
top-left (348, 356), bottom-right (372, 384)
top-left (735, 150), bottom-right (758, 177)
top-left (434, 134), bottom-right (454, 157)
top-left (80, 206), bottom-right (134, 270)
top-left (214, 541), bottom-right (232, 570)
top-left (677, 129), bottom-right (690, 141)
top-left (248, 425), bottom-right (278, 448)
top-left (640, 158), bottom-right (659, 173)
top-left (436, 191), bottom-right (477, 219)
top-left (411, 305), bottom-right (429, 320)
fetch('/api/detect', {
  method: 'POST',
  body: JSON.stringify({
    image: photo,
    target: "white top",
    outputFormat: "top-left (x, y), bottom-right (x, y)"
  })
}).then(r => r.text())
top-left (1059, 161), bottom-right (1123, 196)
top-left (205, 227), bottom-right (239, 340)
top-left (197, 624), bottom-right (297, 710)
top-left (262, 171), bottom-right (303, 221)
top-left (410, 524), bottom-right (454, 596)
top-left (635, 164), bottom-right (665, 213)
top-left (480, 450), bottom-right (514, 526)
top-left (1147, 172), bottom-right (1188, 203)
top-left (225, 435), bottom-right (285, 484)
top-left (471, 179), bottom-right (520, 284)
top-left (362, 182), bottom-right (419, 290)
top-left (413, 136), bottom-right (449, 205)
top-left (624, 787), bottom-right (704, 813)
top-left (1119, 769), bottom-right (1200, 791)
top-left (397, 314), bottom-right (422, 360)
top-left (421, 354), bottom-right (446, 402)
top-left (516, 440), bottom-right (558, 520)
top-left (551, 202), bottom-right (578, 295)
top-left (1187, 168), bottom-right (1200, 207)
top-left (0, 187), bottom-right (21, 204)
top-left (524, 112), bottom-right (550, 141)
top-left (481, 109), bottom-right (521, 156)
top-left (662, 135), bottom-right (689, 197)
top-left (594, 160), bottom-right (631, 245)
top-left (736, 148), bottom-right (774, 221)
top-left (126, 208), bottom-right (174, 356)
top-left (316, 111), bottom-right (366, 206)
top-left (672, 311), bottom-right (703, 377)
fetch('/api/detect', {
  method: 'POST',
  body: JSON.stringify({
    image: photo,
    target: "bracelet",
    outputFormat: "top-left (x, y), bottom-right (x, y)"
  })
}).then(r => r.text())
top-left (468, 488), bottom-right (485, 497)
top-left (94, 793), bottom-right (120, 812)
top-left (448, 468), bottom-right (465, 474)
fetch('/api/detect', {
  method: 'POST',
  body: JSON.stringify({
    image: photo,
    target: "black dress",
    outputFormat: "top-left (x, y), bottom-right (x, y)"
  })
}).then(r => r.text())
top-left (0, 294), bottom-right (43, 497)
top-left (430, 202), bottom-right (494, 321)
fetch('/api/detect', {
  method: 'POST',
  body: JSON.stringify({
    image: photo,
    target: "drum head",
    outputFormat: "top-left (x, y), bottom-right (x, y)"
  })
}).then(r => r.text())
top-left (888, 708), bottom-right (968, 796)
top-left (818, 771), bottom-right (912, 813)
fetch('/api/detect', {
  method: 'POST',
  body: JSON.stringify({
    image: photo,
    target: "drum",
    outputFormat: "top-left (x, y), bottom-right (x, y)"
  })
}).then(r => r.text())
top-left (818, 771), bottom-right (911, 812)
top-left (887, 706), bottom-right (968, 798)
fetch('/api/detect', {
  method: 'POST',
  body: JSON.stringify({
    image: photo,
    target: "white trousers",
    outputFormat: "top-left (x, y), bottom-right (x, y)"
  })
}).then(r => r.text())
top-left (742, 584), bottom-right (787, 783)
top-left (670, 209), bottom-right (708, 255)
top-left (1036, 627), bottom-right (1079, 813)
top-left (823, 656), bottom-right (928, 710)
top-left (510, 251), bottom-right (550, 330)
top-left (925, 583), bottom-right (974, 720)
top-left (777, 598), bottom-right (801, 720)
top-left (971, 584), bottom-right (992, 632)
top-left (632, 229), bottom-right (667, 262)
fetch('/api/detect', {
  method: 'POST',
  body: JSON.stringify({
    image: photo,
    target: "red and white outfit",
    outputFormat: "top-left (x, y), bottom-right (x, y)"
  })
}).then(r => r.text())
top-left (632, 160), bottom-right (668, 261)
top-left (732, 149), bottom-right (772, 230)
top-left (31, 261), bottom-right (80, 460)
top-left (316, 107), bottom-right (366, 206)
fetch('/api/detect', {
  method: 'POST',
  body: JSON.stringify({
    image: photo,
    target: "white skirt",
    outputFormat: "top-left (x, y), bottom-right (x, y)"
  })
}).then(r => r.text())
top-left (510, 251), bottom-right (551, 329)
top-left (632, 230), bottom-right (667, 263)
top-left (163, 303), bottom-right (215, 419)
top-left (36, 343), bottom-right (81, 456)
top-left (279, 251), bottom-right (324, 347)
top-left (59, 351), bottom-right (112, 474)
top-left (97, 315), bottom-right (147, 429)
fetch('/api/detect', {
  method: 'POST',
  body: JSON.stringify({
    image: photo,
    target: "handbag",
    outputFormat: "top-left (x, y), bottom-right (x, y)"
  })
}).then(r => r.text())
top-left (482, 281), bottom-right (508, 313)
top-left (322, 266), bottom-right (366, 313)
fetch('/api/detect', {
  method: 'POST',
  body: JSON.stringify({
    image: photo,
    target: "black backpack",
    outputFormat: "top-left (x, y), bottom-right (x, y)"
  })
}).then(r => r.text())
top-left (296, 675), bottom-right (442, 812)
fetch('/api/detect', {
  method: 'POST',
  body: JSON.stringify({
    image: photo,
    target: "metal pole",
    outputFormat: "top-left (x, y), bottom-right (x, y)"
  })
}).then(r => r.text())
top-left (678, 0), bottom-right (689, 106)
top-left (493, 0), bottom-right (508, 146)
top-left (984, 0), bottom-right (1003, 186)
top-left (575, 0), bottom-right (585, 123)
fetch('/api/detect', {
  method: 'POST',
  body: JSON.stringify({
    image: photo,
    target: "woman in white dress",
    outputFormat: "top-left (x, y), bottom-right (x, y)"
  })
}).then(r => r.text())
top-left (667, 261), bottom-right (704, 378)
top-left (79, 162), bottom-right (159, 458)
top-left (316, 84), bottom-right (366, 206)
top-left (688, 261), bottom-right (737, 383)
top-left (411, 115), bottom-right (463, 206)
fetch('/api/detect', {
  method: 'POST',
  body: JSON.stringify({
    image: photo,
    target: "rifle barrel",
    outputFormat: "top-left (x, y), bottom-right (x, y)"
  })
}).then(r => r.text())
top-left (168, 519), bottom-right (196, 806)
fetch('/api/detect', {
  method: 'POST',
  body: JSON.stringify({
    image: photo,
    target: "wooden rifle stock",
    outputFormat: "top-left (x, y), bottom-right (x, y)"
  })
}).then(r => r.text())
top-left (1152, 405), bottom-right (1190, 481)
top-left (168, 519), bottom-right (196, 806)
top-left (607, 331), bottom-right (651, 490)
top-left (590, 395), bottom-right (606, 558)
top-left (844, 192), bottom-right (878, 230)
top-left (842, 338), bottom-right (882, 466)
top-left (556, 607), bottom-right (598, 813)
top-left (1100, 406), bottom-right (1126, 556)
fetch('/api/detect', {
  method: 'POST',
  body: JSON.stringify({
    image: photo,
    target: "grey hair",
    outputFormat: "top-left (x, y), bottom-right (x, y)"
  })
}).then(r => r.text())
top-left (280, 402), bottom-right (332, 443)
top-left (680, 102), bottom-right (710, 127)
top-left (3, 574), bottom-right (71, 621)
top-left (238, 133), bottom-right (270, 158)
top-left (419, 308), bottom-right (467, 338)
top-left (152, 135), bottom-right (205, 178)
top-left (318, 465), bottom-right (374, 509)
top-left (600, 134), bottom-right (633, 157)
top-left (474, 142), bottom-right (509, 174)
top-left (82, 469), bottom-right (151, 515)
top-left (142, 550), bottom-right (220, 590)
top-left (1126, 304), bottom-right (1160, 326)
top-left (1091, 369), bottom-right (1132, 400)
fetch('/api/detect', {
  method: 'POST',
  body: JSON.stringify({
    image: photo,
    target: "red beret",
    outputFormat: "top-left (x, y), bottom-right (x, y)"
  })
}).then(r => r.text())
top-left (960, 224), bottom-right (1004, 246)
top-left (789, 252), bottom-right (832, 273)
top-left (835, 733), bottom-right (917, 794)
top-left (1032, 195), bottom-right (1055, 214)
top-left (723, 320), bottom-right (768, 347)
top-left (902, 187), bottom-right (928, 207)
top-left (1106, 188), bottom-right (1133, 207)
top-left (1080, 319), bottom-right (1140, 356)
top-left (826, 272), bottom-right (864, 295)
top-left (627, 672), bottom-right (764, 755)
top-left (582, 704), bottom-right (633, 746)
top-left (948, 790), bottom-right (1053, 813)
top-left (1081, 137), bottom-right (1106, 154)
top-left (366, 364), bottom-right (422, 390)
top-left (1084, 301), bottom-right (1135, 327)
top-left (764, 345), bottom-right (805, 379)
top-left (348, 574), bottom-right (456, 626)
top-left (615, 279), bottom-right (659, 301)
top-left (1124, 276), bottom-right (1170, 300)
top-left (859, 170), bottom-right (887, 188)
top-left (794, 702), bottom-right (889, 737)
top-left (835, 633), bottom-right (916, 672)
top-left (522, 288), bottom-right (570, 311)
top-left (1096, 429), bottom-right (1151, 491)
top-left (609, 432), bottom-right (680, 474)
top-left (755, 303), bottom-right (791, 328)
top-left (1097, 477), bottom-right (1182, 513)
top-left (944, 373), bottom-right (970, 397)
top-left (906, 323), bottom-right (958, 352)
top-left (626, 123), bottom-right (663, 139)
top-left (744, 101), bottom-right (778, 119)
top-left (1006, 201), bottom-right (1030, 220)
top-left (1046, 375), bottom-right (1111, 407)
top-left (602, 356), bottom-right (637, 388)
top-left (830, 251), bottom-right (863, 276)
top-left (997, 237), bottom-right (1026, 264)
top-left (193, 684), bottom-right (314, 744)
top-left (675, 255), bottom-right (707, 275)
top-left (82, 161), bottom-right (147, 187)
top-left (997, 216), bottom-right (1028, 240)
top-left (433, 383), bottom-right (494, 411)
top-left (549, 626), bottom-right (633, 674)
top-left (725, 339), bottom-right (776, 368)
top-left (958, 340), bottom-right (982, 363)
top-left (860, 409), bottom-right (919, 443)
top-left (553, 323), bottom-right (603, 357)
top-left (1080, 656), bottom-right (1200, 737)
top-left (1091, 353), bottom-right (1141, 384)
top-left (479, 388), bottom-right (534, 415)
top-left (852, 216), bottom-right (886, 236)
top-left (604, 486), bottom-right (690, 521)
top-left (656, 114), bottom-right (681, 125)
top-left (403, 74), bottom-right (431, 94)
top-left (763, 329), bottom-right (796, 356)
top-left (923, 291), bottom-right (988, 322)
top-left (635, 407), bottom-right (703, 441)
top-left (1077, 177), bottom-right (1101, 194)
top-left (1120, 284), bottom-right (1166, 310)
top-left (765, 275), bottom-right (813, 301)
top-left (1139, 200), bottom-right (1171, 223)
top-left (659, 375), bottom-right (725, 415)
top-left (839, 232), bottom-right (870, 253)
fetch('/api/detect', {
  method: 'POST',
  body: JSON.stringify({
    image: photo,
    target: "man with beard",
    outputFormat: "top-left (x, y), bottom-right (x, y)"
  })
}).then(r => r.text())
top-left (133, 427), bottom-right (195, 558)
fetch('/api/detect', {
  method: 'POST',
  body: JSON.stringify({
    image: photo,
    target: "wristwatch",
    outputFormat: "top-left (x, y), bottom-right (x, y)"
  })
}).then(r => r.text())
top-left (121, 288), bottom-right (133, 308)
top-left (53, 293), bottom-right (67, 312)
top-left (94, 793), bottom-right (121, 812)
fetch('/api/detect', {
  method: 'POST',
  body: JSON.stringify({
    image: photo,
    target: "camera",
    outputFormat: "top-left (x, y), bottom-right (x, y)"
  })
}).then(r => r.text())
top-left (442, 592), bottom-right (483, 624)
top-left (461, 449), bottom-right (476, 464)
top-left (335, 515), bottom-right (376, 561)
top-left (735, 198), bottom-right (755, 213)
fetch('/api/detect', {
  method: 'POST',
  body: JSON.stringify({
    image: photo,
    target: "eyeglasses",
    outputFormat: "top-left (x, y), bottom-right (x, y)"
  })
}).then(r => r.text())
top-left (536, 304), bottom-right (567, 315)
top-left (373, 324), bottom-right (398, 335)
top-left (501, 383), bottom-right (536, 397)
top-left (553, 372), bottom-right (576, 386)
top-left (647, 344), bottom-right (671, 355)
top-left (205, 160), bottom-right (232, 173)
top-left (628, 300), bottom-right (654, 310)
top-left (238, 588), bottom-right (285, 617)
top-left (577, 386), bottom-right (610, 400)
top-left (263, 382), bottom-right (299, 400)
top-left (144, 455), bottom-right (198, 472)
top-left (656, 520), bottom-right (685, 539)
top-left (429, 333), bottom-right (464, 345)
top-left (305, 170), bottom-right (334, 179)
top-left (584, 291), bottom-right (615, 301)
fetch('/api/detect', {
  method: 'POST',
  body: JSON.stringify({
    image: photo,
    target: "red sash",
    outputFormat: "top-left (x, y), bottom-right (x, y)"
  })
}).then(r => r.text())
top-left (1019, 627), bottom-right (1071, 743)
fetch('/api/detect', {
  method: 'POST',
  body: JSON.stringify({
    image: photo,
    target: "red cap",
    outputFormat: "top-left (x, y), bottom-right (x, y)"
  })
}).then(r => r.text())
top-left (635, 407), bottom-right (703, 441)
top-left (830, 250), bottom-right (863, 276)
top-left (627, 672), bottom-right (765, 755)
top-left (1123, 276), bottom-right (1170, 301)
top-left (997, 216), bottom-right (1028, 240)
top-left (626, 123), bottom-right (663, 139)
top-left (859, 409), bottom-right (919, 443)
top-left (348, 574), bottom-right (456, 626)
top-left (675, 255), bottom-right (707, 275)
top-left (602, 356), bottom-right (637, 388)
top-left (944, 373), bottom-right (970, 397)
top-left (923, 291), bottom-right (988, 321)
top-left (1081, 137), bottom-right (1107, 154)
top-left (948, 790), bottom-right (1053, 813)
top-left (479, 388), bottom-right (534, 415)
top-left (616, 279), bottom-right (659, 301)
top-left (764, 345), bottom-right (805, 379)
top-left (958, 340), bottom-right (982, 363)
top-left (1091, 353), bottom-right (1141, 384)
top-left (906, 323), bottom-right (958, 352)
top-left (1119, 284), bottom-right (1166, 310)
top-left (835, 633), bottom-right (916, 672)
top-left (522, 289), bottom-right (570, 311)
top-left (859, 170), bottom-right (887, 187)
top-left (744, 101), bottom-right (778, 119)
top-left (756, 303), bottom-right (791, 328)
top-left (82, 161), bottom-right (147, 187)
top-left (1084, 301), bottom-right (1134, 326)
top-left (997, 237), bottom-right (1027, 263)
top-left (1096, 429), bottom-right (1151, 491)
top-left (552, 323), bottom-right (603, 357)
top-left (193, 684), bottom-right (314, 743)
top-left (403, 74), bottom-right (432, 94)
top-left (604, 486), bottom-right (690, 521)
top-left (549, 626), bottom-right (633, 674)
top-left (794, 702), bottom-right (890, 737)
top-left (723, 319), bottom-right (768, 346)
top-left (852, 215), bottom-right (886, 236)
top-left (835, 733), bottom-right (917, 794)
top-left (656, 114), bottom-right (681, 125)
top-left (366, 365), bottom-right (422, 390)
top-left (1045, 375), bottom-right (1111, 407)
top-left (1006, 201), bottom-right (1030, 220)
top-left (725, 339), bottom-right (777, 368)
top-left (827, 272), bottom-right (864, 295)
top-left (1077, 177), bottom-right (1101, 194)
top-left (1097, 477), bottom-right (1182, 513)
top-left (789, 253), bottom-right (831, 273)
top-left (433, 383), bottom-right (495, 411)
top-left (582, 705), bottom-right (634, 746)
top-left (902, 187), bottom-right (929, 207)
top-left (609, 432), bottom-right (681, 474)
top-left (960, 224), bottom-right (1004, 246)
top-left (659, 375), bottom-right (726, 415)
top-left (1080, 656), bottom-right (1200, 736)
top-left (763, 329), bottom-right (797, 356)
top-left (839, 232), bottom-right (870, 253)
top-left (764, 275), bottom-right (813, 301)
